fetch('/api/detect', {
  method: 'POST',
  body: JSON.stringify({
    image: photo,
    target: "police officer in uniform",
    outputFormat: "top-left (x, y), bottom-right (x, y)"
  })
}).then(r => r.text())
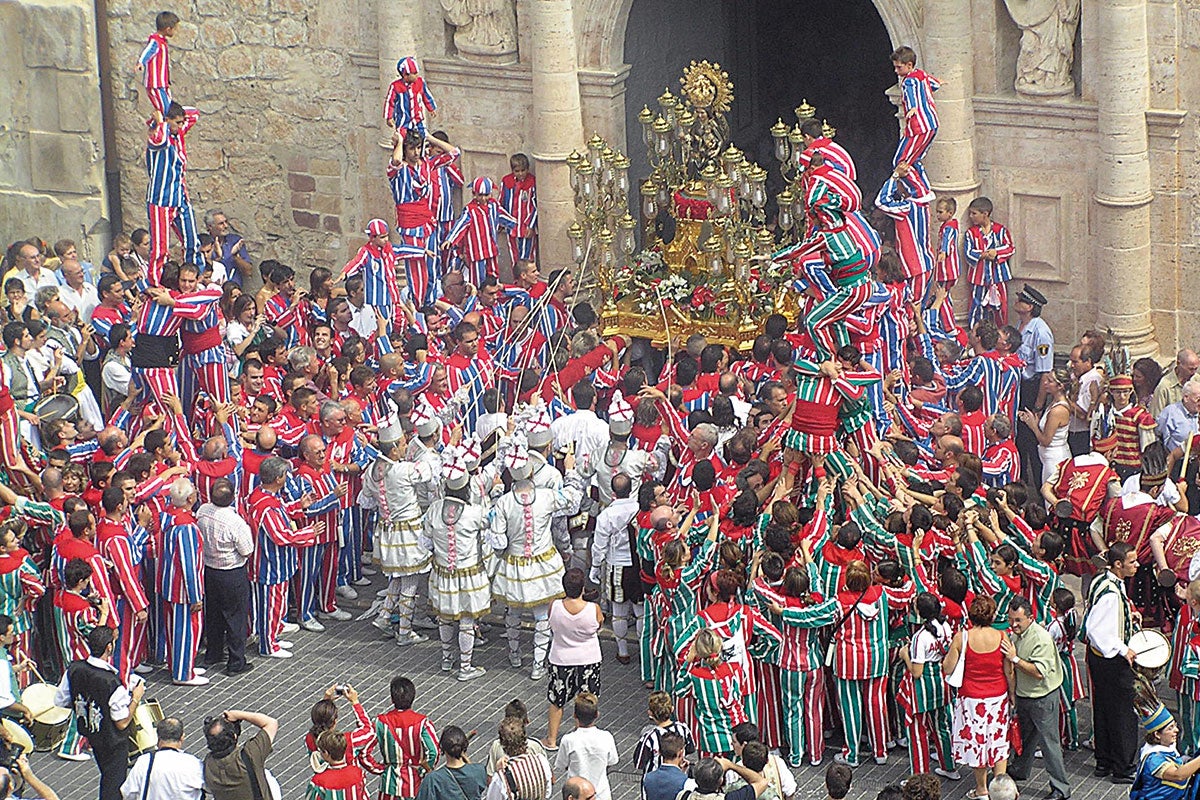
top-left (54, 626), bottom-right (146, 800)
top-left (1015, 284), bottom-right (1054, 487)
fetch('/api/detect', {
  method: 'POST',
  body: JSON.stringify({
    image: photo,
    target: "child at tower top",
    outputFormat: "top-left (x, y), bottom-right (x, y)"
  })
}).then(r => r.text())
top-left (137, 10), bottom-right (180, 116)
top-left (500, 153), bottom-right (538, 268)
top-left (891, 45), bottom-right (940, 196)
top-left (964, 196), bottom-right (1015, 328)
top-left (384, 57), bottom-right (437, 138)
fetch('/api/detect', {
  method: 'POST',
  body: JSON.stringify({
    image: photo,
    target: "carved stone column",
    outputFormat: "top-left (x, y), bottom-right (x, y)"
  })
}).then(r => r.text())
top-left (922, 0), bottom-right (980, 200)
top-left (528, 0), bottom-right (584, 267)
top-left (1093, 0), bottom-right (1158, 357)
top-left (377, 10), bottom-right (421, 103)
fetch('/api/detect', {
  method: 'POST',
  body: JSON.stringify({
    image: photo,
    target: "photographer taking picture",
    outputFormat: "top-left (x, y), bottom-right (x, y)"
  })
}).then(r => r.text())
top-left (203, 708), bottom-right (280, 800)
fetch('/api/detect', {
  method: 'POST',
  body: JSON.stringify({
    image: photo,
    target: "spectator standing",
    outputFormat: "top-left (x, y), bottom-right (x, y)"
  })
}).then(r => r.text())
top-left (196, 478), bottom-right (253, 675)
top-left (555, 693), bottom-right (618, 800)
top-left (120, 717), bottom-right (205, 800)
top-left (544, 568), bottom-right (603, 749)
top-left (202, 709), bottom-right (280, 800)
top-left (205, 210), bottom-right (253, 287)
top-left (641, 732), bottom-right (688, 800)
top-left (414, 726), bottom-right (488, 800)
top-left (485, 717), bottom-right (552, 800)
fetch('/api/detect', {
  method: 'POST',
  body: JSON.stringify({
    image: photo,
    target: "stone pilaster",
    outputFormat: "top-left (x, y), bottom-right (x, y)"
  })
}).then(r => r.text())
top-left (528, 0), bottom-right (585, 268)
top-left (922, 0), bottom-right (980, 200)
top-left (1093, 0), bottom-right (1159, 358)
top-left (377, 8), bottom-right (421, 111)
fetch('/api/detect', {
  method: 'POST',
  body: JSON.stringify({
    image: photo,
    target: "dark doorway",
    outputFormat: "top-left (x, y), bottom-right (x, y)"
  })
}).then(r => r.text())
top-left (623, 0), bottom-right (897, 205)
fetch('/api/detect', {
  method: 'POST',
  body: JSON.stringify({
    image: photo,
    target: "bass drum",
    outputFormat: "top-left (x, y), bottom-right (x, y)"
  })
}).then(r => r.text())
top-left (128, 699), bottom-right (164, 761)
top-left (19, 683), bottom-right (70, 752)
top-left (1130, 629), bottom-right (1172, 683)
top-left (32, 393), bottom-right (79, 423)
top-left (1, 719), bottom-right (33, 755)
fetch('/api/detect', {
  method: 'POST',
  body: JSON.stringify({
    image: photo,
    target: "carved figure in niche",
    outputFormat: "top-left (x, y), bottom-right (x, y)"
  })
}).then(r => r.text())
top-left (441, 0), bottom-right (518, 64)
top-left (1004, 0), bottom-right (1081, 96)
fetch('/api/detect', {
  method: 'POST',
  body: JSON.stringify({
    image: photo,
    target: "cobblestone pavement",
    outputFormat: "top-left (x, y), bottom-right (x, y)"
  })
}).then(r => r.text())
top-left (33, 581), bottom-right (1124, 800)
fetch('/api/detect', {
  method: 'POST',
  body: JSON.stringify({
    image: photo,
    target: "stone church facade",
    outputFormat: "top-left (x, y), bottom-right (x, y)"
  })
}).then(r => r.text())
top-left (0, 0), bottom-right (1196, 356)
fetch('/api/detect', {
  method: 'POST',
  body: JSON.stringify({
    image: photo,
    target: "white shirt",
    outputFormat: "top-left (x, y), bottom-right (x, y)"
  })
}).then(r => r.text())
top-left (196, 503), bottom-right (254, 569)
top-left (555, 726), bottom-right (619, 800)
top-left (121, 746), bottom-right (205, 800)
top-left (62, 282), bottom-right (99, 323)
top-left (102, 352), bottom-right (132, 398)
top-left (591, 496), bottom-right (638, 571)
top-left (1085, 572), bottom-right (1133, 659)
top-left (1069, 367), bottom-right (1103, 433)
top-left (54, 656), bottom-right (132, 719)
top-left (550, 408), bottom-right (610, 470)
top-left (349, 301), bottom-right (376, 339)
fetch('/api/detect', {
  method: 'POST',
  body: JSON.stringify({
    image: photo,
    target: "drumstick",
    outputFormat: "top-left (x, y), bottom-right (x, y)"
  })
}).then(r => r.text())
top-left (22, 662), bottom-right (45, 685)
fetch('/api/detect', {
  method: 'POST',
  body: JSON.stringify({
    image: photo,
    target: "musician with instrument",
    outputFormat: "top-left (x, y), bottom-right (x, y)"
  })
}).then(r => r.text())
top-left (52, 626), bottom-right (145, 800)
top-left (1080, 541), bottom-right (1141, 784)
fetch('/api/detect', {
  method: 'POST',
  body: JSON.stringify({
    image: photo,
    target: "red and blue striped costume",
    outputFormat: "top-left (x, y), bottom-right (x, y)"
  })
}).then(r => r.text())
top-left (384, 76), bottom-right (436, 136)
top-left (425, 152), bottom-right (463, 273)
top-left (96, 517), bottom-right (149, 684)
top-left (798, 137), bottom-right (857, 180)
top-left (145, 109), bottom-right (203, 286)
top-left (339, 242), bottom-right (424, 323)
top-left (326, 430), bottom-right (375, 589)
top-left (894, 68), bottom-right (940, 195)
top-left (132, 286), bottom-right (222, 405)
top-left (137, 32), bottom-right (172, 114)
top-left (944, 350), bottom-right (1020, 420)
top-left (287, 464), bottom-right (342, 623)
top-left (194, 423), bottom-right (244, 506)
top-left (389, 153), bottom-right (456, 306)
top-left (444, 199), bottom-right (517, 287)
top-left (158, 506), bottom-right (204, 682)
top-left (248, 486), bottom-right (316, 655)
top-left (264, 292), bottom-right (311, 349)
top-left (180, 302), bottom-right (230, 412)
top-left (875, 175), bottom-right (935, 304)
top-left (965, 221), bottom-right (1015, 327)
top-left (935, 217), bottom-right (961, 330)
top-left (500, 172), bottom-right (538, 264)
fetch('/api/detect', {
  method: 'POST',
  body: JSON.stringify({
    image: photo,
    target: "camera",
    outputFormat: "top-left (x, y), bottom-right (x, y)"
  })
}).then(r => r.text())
top-left (334, 684), bottom-right (349, 696)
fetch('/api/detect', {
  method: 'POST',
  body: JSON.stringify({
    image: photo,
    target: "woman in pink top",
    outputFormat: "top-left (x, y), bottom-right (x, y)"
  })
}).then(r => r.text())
top-left (543, 568), bottom-right (604, 749)
top-left (942, 595), bottom-right (1015, 800)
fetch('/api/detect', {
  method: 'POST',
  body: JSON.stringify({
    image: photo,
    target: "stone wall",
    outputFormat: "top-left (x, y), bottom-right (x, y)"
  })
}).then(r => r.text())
top-left (0, 0), bottom-right (109, 265)
top-left (104, 0), bottom-right (388, 270)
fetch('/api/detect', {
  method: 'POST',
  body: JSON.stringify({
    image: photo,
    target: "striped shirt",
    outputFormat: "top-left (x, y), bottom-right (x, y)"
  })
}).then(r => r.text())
top-left (500, 173), bottom-right (538, 237)
top-left (247, 487), bottom-right (315, 585)
top-left (964, 222), bottom-right (1015, 286)
top-left (444, 199), bottom-right (518, 262)
top-left (363, 709), bottom-right (439, 798)
top-left (936, 218), bottom-right (961, 283)
top-left (900, 69), bottom-right (940, 136)
top-left (426, 154), bottom-right (464, 222)
top-left (145, 109), bottom-right (198, 207)
top-left (384, 77), bottom-right (436, 130)
top-left (875, 175), bottom-right (935, 279)
top-left (798, 136), bottom-right (857, 179)
top-left (138, 32), bottom-right (170, 89)
top-left (158, 507), bottom-right (204, 604)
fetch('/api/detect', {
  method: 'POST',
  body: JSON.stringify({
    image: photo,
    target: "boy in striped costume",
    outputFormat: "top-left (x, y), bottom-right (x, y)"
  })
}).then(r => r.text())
top-left (772, 566), bottom-right (840, 768)
top-left (247, 457), bottom-right (320, 658)
top-left (891, 46), bottom-right (940, 196)
top-left (384, 57), bottom-right (437, 138)
top-left (935, 196), bottom-right (961, 331)
top-left (443, 178), bottom-right (519, 288)
top-left (307, 731), bottom-right (369, 800)
top-left (798, 118), bottom-right (857, 179)
top-left (501, 154), bottom-right (539, 266)
top-left (388, 132), bottom-right (459, 307)
top-left (339, 220), bottom-right (425, 327)
top-left (54, 557), bottom-right (111, 760)
top-left (159, 478), bottom-right (206, 685)
top-left (424, 132), bottom-right (464, 274)
top-left (145, 103), bottom-right (204, 286)
top-left (875, 167), bottom-right (935, 306)
top-left (95, 488), bottom-right (149, 685)
top-left (0, 521), bottom-right (43, 689)
top-left (364, 675), bottom-right (439, 800)
top-left (964, 196), bottom-right (1015, 327)
top-left (897, 591), bottom-right (958, 777)
top-left (136, 11), bottom-right (178, 115)
top-left (632, 691), bottom-right (696, 789)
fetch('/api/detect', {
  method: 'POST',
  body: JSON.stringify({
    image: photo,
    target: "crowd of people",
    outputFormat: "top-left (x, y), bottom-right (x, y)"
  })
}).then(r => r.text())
top-left (4, 8), bottom-right (1200, 800)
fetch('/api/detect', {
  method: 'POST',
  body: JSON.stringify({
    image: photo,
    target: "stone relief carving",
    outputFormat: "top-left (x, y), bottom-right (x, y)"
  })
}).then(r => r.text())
top-left (1003, 0), bottom-right (1081, 96)
top-left (441, 0), bottom-right (519, 64)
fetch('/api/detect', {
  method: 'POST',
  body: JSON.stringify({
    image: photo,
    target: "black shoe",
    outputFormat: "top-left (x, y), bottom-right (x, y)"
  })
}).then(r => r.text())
top-left (202, 654), bottom-right (224, 666)
top-left (1111, 774), bottom-right (1135, 785)
top-left (1044, 791), bottom-right (1068, 800)
top-left (1093, 767), bottom-right (1111, 778)
top-left (225, 662), bottom-right (254, 676)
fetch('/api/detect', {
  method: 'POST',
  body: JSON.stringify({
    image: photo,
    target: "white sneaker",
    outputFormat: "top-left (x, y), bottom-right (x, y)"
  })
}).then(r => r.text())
top-left (281, 622), bottom-right (300, 634)
top-left (809, 757), bottom-right (823, 768)
top-left (351, 578), bottom-right (372, 587)
top-left (194, 667), bottom-right (206, 676)
top-left (395, 632), bottom-right (429, 647)
top-left (1034, 748), bottom-right (1043, 759)
top-left (320, 609), bottom-right (352, 621)
top-left (56, 751), bottom-right (92, 762)
top-left (336, 586), bottom-right (359, 600)
top-left (361, 567), bottom-right (377, 576)
top-left (441, 658), bottom-right (454, 672)
top-left (133, 663), bottom-right (153, 675)
top-left (301, 619), bottom-right (326, 633)
top-left (173, 676), bottom-right (211, 686)
top-left (874, 755), bottom-right (887, 765)
top-left (530, 665), bottom-right (547, 681)
top-left (934, 767), bottom-right (962, 780)
top-left (508, 652), bottom-right (522, 668)
top-left (458, 666), bottom-right (487, 681)
top-left (278, 640), bottom-right (295, 649)
top-left (832, 753), bottom-right (859, 768)
top-left (265, 649), bottom-right (294, 659)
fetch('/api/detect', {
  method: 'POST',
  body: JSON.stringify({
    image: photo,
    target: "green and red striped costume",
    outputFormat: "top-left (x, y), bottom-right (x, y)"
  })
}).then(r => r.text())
top-left (363, 709), bottom-right (439, 800)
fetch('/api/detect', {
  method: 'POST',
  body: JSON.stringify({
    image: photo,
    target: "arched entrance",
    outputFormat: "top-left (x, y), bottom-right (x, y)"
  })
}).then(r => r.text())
top-left (620, 0), bottom-right (901, 198)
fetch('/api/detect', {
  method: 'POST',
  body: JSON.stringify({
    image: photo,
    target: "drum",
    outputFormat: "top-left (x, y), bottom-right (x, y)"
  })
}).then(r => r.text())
top-left (128, 699), bottom-right (164, 760)
top-left (32, 394), bottom-right (78, 423)
top-left (1131, 629), bottom-right (1172, 682)
top-left (1, 719), bottom-right (33, 755)
top-left (19, 683), bottom-right (69, 752)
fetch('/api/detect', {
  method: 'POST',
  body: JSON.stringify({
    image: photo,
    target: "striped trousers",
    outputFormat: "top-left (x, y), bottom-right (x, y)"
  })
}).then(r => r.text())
top-left (752, 660), bottom-right (783, 749)
top-left (12, 630), bottom-right (34, 690)
top-left (166, 600), bottom-right (203, 682)
top-left (640, 598), bottom-right (655, 685)
top-left (463, 257), bottom-right (499, 289)
top-left (906, 706), bottom-right (956, 774)
top-left (835, 675), bottom-right (888, 764)
top-left (936, 279), bottom-right (958, 332)
top-left (893, 133), bottom-right (935, 194)
top-left (781, 668), bottom-right (826, 767)
top-left (338, 507), bottom-right (371, 586)
top-left (507, 234), bottom-right (537, 268)
top-left (133, 367), bottom-right (180, 410)
top-left (179, 353), bottom-right (230, 418)
top-left (968, 282), bottom-right (1008, 328)
top-left (253, 581), bottom-right (288, 655)
top-left (807, 281), bottom-right (872, 360)
top-left (147, 203), bottom-right (203, 287)
top-left (146, 87), bottom-right (172, 116)
top-left (398, 228), bottom-right (435, 308)
top-left (113, 598), bottom-right (148, 685)
top-left (295, 542), bottom-right (339, 621)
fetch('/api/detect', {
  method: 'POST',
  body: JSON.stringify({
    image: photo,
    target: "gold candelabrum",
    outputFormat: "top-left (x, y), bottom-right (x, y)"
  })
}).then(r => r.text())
top-left (566, 136), bottom-right (637, 295)
top-left (768, 99), bottom-right (838, 245)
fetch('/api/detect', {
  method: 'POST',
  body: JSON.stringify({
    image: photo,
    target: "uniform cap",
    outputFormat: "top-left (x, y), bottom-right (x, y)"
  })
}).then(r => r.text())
top-left (1109, 375), bottom-right (1134, 390)
top-left (442, 446), bottom-right (470, 491)
top-left (1140, 701), bottom-right (1173, 734)
top-left (471, 177), bottom-right (493, 196)
top-left (1016, 283), bottom-right (1048, 308)
top-left (365, 219), bottom-right (389, 237)
top-left (505, 435), bottom-right (532, 479)
top-left (608, 391), bottom-right (634, 437)
top-left (396, 57), bottom-right (418, 75)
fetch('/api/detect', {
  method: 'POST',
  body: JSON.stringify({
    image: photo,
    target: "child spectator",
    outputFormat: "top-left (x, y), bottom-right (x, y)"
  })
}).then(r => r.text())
top-left (964, 196), bottom-right (1014, 328)
top-left (632, 691), bottom-right (696, 781)
top-left (443, 178), bottom-right (518, 289)
top-left (555, 692), bottom-right (618, 800)
top-left (934, 196), bottom-right (960, 330)
top-left (137, 11), bottom-right (179, 115)
top-left (890, 45), bottom-right (939, 195)
top-left (485, 699), bottom-right (547, 778)
top-left (500, 154), bottom-right (538, 268)
top-left (825, 762), bottom-right (853, 800)
top-left (730, 724), bottom-right (796, 800)
top-left (307, 731), bottom-right (368, 800)
top-left (385, 57), bottom-right (437, 138)
top-left (1047, 586), bottom-right (1085, 750)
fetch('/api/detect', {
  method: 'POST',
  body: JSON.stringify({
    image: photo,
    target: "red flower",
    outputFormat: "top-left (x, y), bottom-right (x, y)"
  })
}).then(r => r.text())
top-left (714, 302), bottom-right (728, 318)
top-left (662, 299), bottom-right (673, 308)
